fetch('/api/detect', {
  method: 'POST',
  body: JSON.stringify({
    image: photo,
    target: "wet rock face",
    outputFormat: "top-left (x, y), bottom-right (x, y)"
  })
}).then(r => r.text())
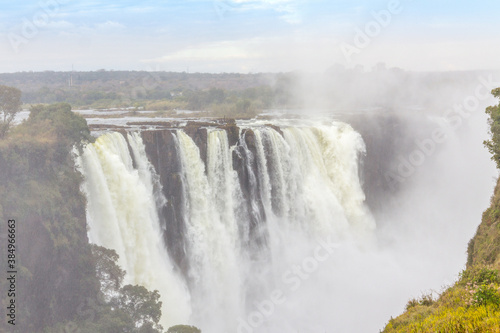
top-left (233, 129), bottom-right (268, 248)
top-left (183, 122), bottom-right (209, 165)
top-left (221, 122), bottom-right (240, 147)
top-left (141, 130), bottom-right (189, 274)
top-left (343, 112), bottom-right (440, 217)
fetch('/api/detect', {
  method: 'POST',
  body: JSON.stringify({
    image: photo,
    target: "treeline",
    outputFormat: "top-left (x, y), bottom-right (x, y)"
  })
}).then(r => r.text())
top-left (0, 71), bottom-right (295, 118)
top-left (14, 85), bottom-right (273, 118)
top-left (0, 71), bottom-right (272, 96)
top-left (0, 70), bottom-right (279, 114)
top-left (22, 85), bottom-right (287, 118)
top-left (142, 86), bottom-right (276, 118)
top-left (4, 69), bottom-right (500, 118)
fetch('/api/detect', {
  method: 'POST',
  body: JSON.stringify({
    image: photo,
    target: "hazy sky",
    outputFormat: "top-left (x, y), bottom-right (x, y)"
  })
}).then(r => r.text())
top-left (0, 0), bottom-right (499, 73)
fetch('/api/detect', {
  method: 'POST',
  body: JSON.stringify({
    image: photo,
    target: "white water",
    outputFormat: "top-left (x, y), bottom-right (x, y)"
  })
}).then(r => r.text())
top-left (76, 121), bottom-right (380, 332)
top-left (75, 132), bottom-right (191, 328)
top-left (174, 130), bottom-right (243, 331)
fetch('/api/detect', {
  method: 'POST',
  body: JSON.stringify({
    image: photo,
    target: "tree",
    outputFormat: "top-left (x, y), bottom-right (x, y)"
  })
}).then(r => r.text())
top-left (89, 245), bottom-right (165, 333)
top-left (484, 88), bottom-right (500, 169)
top-left (0, 85), bottom-right (22, 138)
top-left (91, 245), bottom-right (125, 301)
top-left (115, 285), bottom-right (164, 332)
top-left (167, 325), bottom-right (202, 333)
top-left (26, 102), bottom-right (94, 151)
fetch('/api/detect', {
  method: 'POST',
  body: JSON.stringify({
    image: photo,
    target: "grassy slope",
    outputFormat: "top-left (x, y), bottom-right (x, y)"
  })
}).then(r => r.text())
top-left (467, 180), bottom-right (500, 270)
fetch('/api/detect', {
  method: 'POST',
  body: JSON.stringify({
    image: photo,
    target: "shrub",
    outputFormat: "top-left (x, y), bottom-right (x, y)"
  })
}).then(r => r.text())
top-left (167, 325), bottom-right (202, 333)
top-left (460, 267), bottom-right (500, 286)
top-left (471, 284), bottom-right (500, 306)
top-left (405, 293), bottom-right (435, 310)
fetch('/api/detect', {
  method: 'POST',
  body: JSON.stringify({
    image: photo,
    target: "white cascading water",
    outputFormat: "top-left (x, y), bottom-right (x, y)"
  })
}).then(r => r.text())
top-left (254, 125), bottom-right (373, 238)
top-left (75, 132), bottom-right (191, 329)
top-left (174, 130), bottom-right (243, 331)
top-left (76, 121), bottom-right (375, 332)
top-left (237, 124), bottom-right (375, 332)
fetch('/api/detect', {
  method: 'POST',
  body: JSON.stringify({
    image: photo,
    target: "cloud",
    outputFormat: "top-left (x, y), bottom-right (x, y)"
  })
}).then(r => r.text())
top-left (144, 40), bottom-right (262, 63)
top-left (230, 0), bottom-right (302, 24)
top-left (274, 3), bottom-right (301, 24)
top-left (95, 20), bottom-right (126, 30)
top-left (45, 20), bottom-right (74, 29)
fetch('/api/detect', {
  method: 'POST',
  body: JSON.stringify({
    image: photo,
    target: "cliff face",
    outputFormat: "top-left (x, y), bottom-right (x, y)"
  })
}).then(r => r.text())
top-left (0, 104), bottom-right (99, 332)
top-left (344, 112), bottom-right (445, 215)
top-left (15, 182), bottom-right (97, 332)
top-left (142, 129), bottom-right (189, 273)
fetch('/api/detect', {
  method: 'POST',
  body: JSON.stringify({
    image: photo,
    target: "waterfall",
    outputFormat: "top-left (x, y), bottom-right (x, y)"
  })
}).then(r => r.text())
top-left (174, 130), bottom-right (243, 330)
top-left (75, 132), bottom-right (191, 329)
top-left (76, 120), bottom-right (375, 332)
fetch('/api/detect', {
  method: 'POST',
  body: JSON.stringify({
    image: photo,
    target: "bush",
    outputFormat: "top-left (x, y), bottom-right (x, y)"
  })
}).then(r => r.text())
top-left (472, 284), bottom-right (500, 306)
top-left (405, 293), bottom-right (435, 310)
top-left (459, 267), bottom-right (500, 286)
top-left (167, 325), bottom-right (202, 333)
top-left (484, 87), bottom-right (500, 169)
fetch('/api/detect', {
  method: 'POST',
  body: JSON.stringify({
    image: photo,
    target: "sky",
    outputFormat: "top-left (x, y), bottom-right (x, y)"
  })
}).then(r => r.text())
top-left (0, 0), bottom-right (499, 73)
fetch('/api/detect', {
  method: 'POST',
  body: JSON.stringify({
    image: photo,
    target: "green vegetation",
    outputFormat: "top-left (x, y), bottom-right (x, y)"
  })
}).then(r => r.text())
top-left (1, 71), bottom-right (281, 118)
top-left (28, 84), bottom-right (272, 118)
top-left (383, 268), bottom-right (500, 333)
top-left (138, 87), bottom-right (269, 118)
top-left (0, 85), bottom-right (22, 137)
top-left (182, 87), bottom-right (272, 118)
top-left (485, 88), bottom-right (500, 169)
top-left (167, 325), bottom-right (202, 333)
top-left (382, 89), bottom-right (500, 333)
top-left (63, 245), bottom-right (165, 333)
top-left (0, 101), bottom-right (97, 332)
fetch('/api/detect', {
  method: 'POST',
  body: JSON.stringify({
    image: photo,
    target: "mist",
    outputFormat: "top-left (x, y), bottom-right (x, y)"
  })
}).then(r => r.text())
top-left (259, 68), bottom-right (500, 331)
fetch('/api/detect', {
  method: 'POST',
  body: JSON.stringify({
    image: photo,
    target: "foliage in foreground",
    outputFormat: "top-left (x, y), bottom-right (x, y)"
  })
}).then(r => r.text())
top-left (44, 245), bottom-right (165, 333)
top-left (383, 267), bottom-right (500, 333)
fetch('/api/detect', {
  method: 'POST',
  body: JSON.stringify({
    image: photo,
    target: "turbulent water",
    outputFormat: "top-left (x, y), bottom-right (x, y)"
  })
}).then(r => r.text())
top-left (75, 120), bottom-right (378, 331)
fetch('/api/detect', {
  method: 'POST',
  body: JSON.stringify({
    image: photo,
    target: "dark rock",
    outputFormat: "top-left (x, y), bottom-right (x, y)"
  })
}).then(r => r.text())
top-left (141, 130), bottom-right (189, 275)
top-left (219, 122), bottom-right (240, 147)
top-left (264, 123), bottom-right (283, 136)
